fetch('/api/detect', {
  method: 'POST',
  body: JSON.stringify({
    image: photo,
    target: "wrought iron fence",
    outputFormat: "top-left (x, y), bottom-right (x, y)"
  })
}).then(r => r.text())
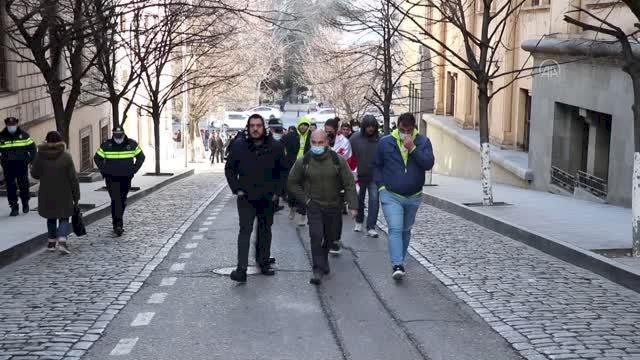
top-left (550, 166), bottom-right (575, 193)
top-left (576, 170), bottom-right (608, 199)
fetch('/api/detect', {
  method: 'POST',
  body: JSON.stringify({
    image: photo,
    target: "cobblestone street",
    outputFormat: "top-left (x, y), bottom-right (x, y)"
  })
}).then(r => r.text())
top-left (405, 205), bottom-right (640, 360)
top-left (2, 169), bottom-right (640, 360)
top-left (0, 172), bottom-right (226, 360)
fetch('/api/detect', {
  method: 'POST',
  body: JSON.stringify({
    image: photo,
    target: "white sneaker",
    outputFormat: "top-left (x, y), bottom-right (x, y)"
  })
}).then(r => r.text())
top-left (288, 207), bottom-right (296, 220)
top-left (367, 229), bottom-right (379, 238)
top-left (392, 265), bottom-right (405, 280)
top-left (354, 223), bottom-right (363, 232)
top-left (297, 214), bottom-right (307, 227)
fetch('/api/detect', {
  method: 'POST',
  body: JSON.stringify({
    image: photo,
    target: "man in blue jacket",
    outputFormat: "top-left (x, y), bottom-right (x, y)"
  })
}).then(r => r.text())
top-left (373, 113), bottom-right (434, 280)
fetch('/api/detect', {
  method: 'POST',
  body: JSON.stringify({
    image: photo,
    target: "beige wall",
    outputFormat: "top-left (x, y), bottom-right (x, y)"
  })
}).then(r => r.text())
top-left (427, 123), bottom-right (530, 188)
top-left (417, 0), bottom-right (635, 150)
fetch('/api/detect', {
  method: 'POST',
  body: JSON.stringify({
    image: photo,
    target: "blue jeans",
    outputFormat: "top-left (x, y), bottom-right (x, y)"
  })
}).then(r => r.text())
top-left (356, 180), bottom-right (379, 230)
top-left (47, 218), bottom-right (70, 240)
top-left (379, 190), bottom-right (421, 266)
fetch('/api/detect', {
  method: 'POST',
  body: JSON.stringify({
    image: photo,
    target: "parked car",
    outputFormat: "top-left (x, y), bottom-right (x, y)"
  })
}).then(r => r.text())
top-left (245, 106), bottom-right (282, 120)
top-left (308, 108), bottom-right (336, 126)
top-left (222, 111), bottom-right (249, 130)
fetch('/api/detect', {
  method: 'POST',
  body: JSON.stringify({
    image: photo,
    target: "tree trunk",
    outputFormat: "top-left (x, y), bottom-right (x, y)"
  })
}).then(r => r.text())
top-left (153, 111), bottom-right (161, 175)
top-left (111, 100), bottom-right (120, 129)
top-left (628, 66), bottom-right (640, 256)
top-left (478, 86), bottom-right (493, 205)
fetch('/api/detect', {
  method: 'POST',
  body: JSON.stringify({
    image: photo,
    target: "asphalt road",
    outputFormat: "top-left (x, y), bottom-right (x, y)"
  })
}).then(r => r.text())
top-left (83, 182), bottom-right (520, 360)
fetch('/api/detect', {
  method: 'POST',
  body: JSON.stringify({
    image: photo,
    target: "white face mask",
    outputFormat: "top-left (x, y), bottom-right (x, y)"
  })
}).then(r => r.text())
top-left (399, 133), bottom-right (409, 141)
top-left (272, 133), bottom-right (282, 141)
top-left (7, 126), bottom-right (17, 134)
top-left (114, 137), bottom-right (124, 145)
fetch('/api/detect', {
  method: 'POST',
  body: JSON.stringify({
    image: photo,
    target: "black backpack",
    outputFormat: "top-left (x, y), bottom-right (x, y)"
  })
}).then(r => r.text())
top-left (302, 150), bottom-right (344, 190)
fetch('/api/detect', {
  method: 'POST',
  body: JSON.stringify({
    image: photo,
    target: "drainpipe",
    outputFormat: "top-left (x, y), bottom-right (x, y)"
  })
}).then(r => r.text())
top-left (501, 11), bottom-right (518, 146)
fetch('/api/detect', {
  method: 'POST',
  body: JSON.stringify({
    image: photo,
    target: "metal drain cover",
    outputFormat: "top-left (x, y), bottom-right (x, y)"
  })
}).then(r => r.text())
top-left (212, 266), bottom-right (261, 275)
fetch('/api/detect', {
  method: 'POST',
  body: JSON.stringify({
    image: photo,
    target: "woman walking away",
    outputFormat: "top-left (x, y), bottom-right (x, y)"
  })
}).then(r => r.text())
top-left (31, 131), bottom-right (80, 254)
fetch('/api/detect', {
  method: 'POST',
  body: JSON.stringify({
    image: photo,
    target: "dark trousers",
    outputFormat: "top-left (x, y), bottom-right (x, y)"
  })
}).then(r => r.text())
top-left (47, 218), bottom-right (70, 239)
top-left (307, 202), bottom-right (341, 272)
top-left (215, 150), bottom-right (223, 163)
top-left (236, 196), bottom-right (274, 269)
top-left (105, 176), bottom-right (132, 227)
top-left (3, 164), bottom-right (30, 207)
top-left (356, 180), bottom-right (380, 230)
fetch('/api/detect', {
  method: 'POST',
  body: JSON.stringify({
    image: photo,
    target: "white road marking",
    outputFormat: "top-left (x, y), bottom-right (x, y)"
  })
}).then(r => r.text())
top-left (206, 217), bottom-right (216, 220)
top-left (110, 337), bottom-right (139, 355)
top-left (170, 263), bottom-right (185, 272)
top-left (179, 252), bottom-right (193, 259)
top-left (202, 221), bottom-right (213, 226)
top-left (147, 293), bottom-right (168, 304)
top-left (131, 312), bottom-right (155, 327)
top-left (185, 243), bottom-right (198, 249)
top-left (192, 234), bottom-right (204, 240)
top-left (160, 277), bottom-right (177, 286)
top-left (198, 227), bottom-right (208, 232)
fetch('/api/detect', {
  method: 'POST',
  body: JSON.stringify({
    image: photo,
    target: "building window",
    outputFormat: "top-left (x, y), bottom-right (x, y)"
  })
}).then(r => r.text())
top-left (100, 119), bottom-right (110, 143)
top-left (522, 89), bottom-right (532, 152)
top-left (79, 127), bottom-right (93, 172)
top-left (446, 72), bottom-right (457, 116)
top-left (527, 0), bottom-right (550, 7)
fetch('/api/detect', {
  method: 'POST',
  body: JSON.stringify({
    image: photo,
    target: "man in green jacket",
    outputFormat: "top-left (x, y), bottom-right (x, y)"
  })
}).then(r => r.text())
top-left (288, 130), bottom-right (358, 285)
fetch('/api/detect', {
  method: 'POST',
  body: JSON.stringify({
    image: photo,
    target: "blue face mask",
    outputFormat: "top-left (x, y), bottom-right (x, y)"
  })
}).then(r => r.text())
top-left (7, 126), bottom-right (17, 134)
top-left (310, 145), bottom-right (325, 155)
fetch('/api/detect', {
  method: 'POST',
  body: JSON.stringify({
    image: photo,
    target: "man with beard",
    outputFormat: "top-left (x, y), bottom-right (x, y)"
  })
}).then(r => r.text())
top-left (350, 115), bottom-right (380, 237)
top-left (225, 114), bottom-right (287, 283)
top-left (288, 130), bottom-right (358, 285)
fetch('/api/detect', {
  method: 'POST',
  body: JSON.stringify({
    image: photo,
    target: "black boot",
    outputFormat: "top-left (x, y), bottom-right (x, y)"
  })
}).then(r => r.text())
top-left (230, 268), bottom-right (247, 283)
top-left (9, 205), bottom-right (19, 217)
top-left (310, 269), bottom-right (322, 285)
top-left (260, 263), bottom-right (275, 276)
top-left (22, 202), bottom-right (29, 214)
top-left (114, 225), bottom-right (124, 237)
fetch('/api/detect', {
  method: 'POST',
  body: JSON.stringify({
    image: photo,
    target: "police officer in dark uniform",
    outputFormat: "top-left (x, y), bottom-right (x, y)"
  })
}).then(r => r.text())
top-left (0, 117), bottom-right (37, 217)
top-left (94, 127), bottom-right (145, 236)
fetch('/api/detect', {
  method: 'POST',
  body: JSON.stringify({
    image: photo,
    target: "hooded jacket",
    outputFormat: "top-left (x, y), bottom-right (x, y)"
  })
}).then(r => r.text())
top-left (350, 116), bottom-right (380, 182)
top-left (0, 127), bottom-right (37, 167)
top-left (372, 129), bottom-right (435, 197)
top-left (225, 117), bottom-right (287, 200)
top-left (281, 116), bottom-right (311, 169)
top-left (94, 136), bottom-right (145, 178)
top-left (31, 142), bottom-right (80, 219)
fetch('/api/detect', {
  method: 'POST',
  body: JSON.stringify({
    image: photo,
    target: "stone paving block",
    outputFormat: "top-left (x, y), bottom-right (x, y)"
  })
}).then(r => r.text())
top-left (0, 174), bottom-right (225, 357)
top-left (401, 204), bottom-right (640, 360)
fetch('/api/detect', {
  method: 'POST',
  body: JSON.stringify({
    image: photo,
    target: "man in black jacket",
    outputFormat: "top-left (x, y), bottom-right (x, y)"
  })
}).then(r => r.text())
top-left (0, 117), bottom-right (37, 216)
top-left (94, 127), bottom-right (145, 236)
top-left (225, 114), bottom-right (287, 283)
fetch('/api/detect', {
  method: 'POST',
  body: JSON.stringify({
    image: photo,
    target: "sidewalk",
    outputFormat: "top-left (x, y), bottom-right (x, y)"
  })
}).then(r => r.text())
top-left (422, 174), bottom-right (640, 290)
top-left (0, 157), bottom-right (204, 267)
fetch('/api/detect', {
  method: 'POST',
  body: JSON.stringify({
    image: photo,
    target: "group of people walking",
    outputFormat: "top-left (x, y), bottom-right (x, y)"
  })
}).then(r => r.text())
top-left (0, 117), bottom-right (145, 253)
top-left (225, 111), bottom-right (434, 285)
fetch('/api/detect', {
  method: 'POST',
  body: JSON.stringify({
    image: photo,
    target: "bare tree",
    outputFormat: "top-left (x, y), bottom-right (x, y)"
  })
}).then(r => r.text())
top-left (390, 0), bottom-right (533, 205)
top-left (300, 29), bottom-right (378, 124)
top-left (83, 0), bottom-right (145, 129)
top-left (333, 0), bottom-right (427, 134)
top-left (4, 0), bottom-right (100, 144)
top-left (128, 0), bottom-right (246, 174)
top-left (564, 1), bottom-right (640, 254)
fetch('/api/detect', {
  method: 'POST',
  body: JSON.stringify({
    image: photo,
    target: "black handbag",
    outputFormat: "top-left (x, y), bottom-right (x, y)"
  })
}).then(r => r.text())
top-left (72, 206), bottom-right (87, 236)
